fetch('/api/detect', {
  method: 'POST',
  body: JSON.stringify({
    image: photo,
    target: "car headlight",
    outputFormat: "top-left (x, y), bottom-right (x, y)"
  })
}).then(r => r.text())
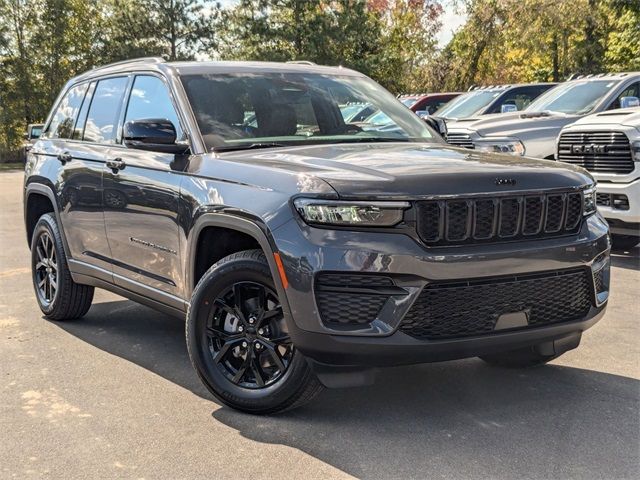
top-left (474, 138), bottom-right (526, 156)
top-left (294, 199), bottom-right (409, 226)
top-left (583, 186), bottom-right (597, 216)
top-left (632, 141), bottom-right (640, 162)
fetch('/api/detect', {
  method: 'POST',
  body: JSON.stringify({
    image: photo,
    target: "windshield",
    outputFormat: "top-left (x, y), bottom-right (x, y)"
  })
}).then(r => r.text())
top-left (180, 72), bottom-right (435, 150)
top-left (525, 80), bottom-right (618, 114)
top-left (434, 90), bottom-right (501, 119)
top-left (400, 97), bottom-right (419, 107)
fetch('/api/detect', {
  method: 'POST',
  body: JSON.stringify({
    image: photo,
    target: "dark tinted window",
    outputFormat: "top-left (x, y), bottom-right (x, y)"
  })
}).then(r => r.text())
top-left (608, 81), bottom-right (640, 110)
top-left (83, 77), bottom-right (128, 144)
top-left (490, 86), bottom-right (553, 113)
top-left (124, 75), bottom-right (183, 139)
top-left (73, 82), bottom-right (96, 140)
top-left (45, 83), bottom-right (88, 139)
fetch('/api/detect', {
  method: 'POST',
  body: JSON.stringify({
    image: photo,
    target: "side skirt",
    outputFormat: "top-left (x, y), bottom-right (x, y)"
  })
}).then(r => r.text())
top-left (68, 259), bottom-right (187, 319)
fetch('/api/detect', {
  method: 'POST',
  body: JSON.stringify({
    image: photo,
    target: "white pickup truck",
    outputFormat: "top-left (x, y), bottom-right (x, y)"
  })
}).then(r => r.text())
top-left (557, 108), bottom-right (640, 249)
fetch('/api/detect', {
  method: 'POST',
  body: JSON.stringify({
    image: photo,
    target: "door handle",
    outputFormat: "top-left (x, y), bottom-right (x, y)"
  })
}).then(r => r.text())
top-left (57, 152), bottom-right (72, 164)
top-left (106, 157), bottom-right (126, 172)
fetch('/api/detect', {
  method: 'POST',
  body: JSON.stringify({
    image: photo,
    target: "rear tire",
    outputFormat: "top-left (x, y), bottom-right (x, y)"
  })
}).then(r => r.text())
top-left (31, 213), bottom-right (94, 320)
top-left (186, 249), bottom-right (323, 414)
top-left (611, 234), bottom-right (639, 251)
top-left (480, 346), bottom-right (560, 368)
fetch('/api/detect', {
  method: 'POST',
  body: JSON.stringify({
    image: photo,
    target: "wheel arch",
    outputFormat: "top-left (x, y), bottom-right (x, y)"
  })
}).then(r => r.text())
top-left (24, 183), bottom-right (71, 257)
top-left (186, 213), bottom-right (292, 316)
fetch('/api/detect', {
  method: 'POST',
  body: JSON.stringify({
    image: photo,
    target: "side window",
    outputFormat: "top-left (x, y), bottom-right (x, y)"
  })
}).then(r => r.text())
top-left (72, 82), bottom-right (96, 140)
top-left (608, 82), bottom-right (640, 110)
top-left (124, 75), bottom-right (183, 139)
top-left (44, 83), bottom-right (88, 139)
top-left (83, 77), bottom-right (128, 144)
top-left (492, 87), bottom-right (541, 113)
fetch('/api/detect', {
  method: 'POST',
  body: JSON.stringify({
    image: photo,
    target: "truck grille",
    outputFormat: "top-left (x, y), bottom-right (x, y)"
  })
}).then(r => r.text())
top-left (415, 191), bottom-right (583, 246)
top-left (557, 131), bottom-right (634, 174)
top-left (399, 268), bottom-right (593, 340)
top-left (446, 132), bottom-right (474, 149)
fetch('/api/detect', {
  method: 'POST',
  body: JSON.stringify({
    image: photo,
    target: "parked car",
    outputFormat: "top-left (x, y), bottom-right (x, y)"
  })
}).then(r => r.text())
top-left (446, 72), bottom-right (640, 158)
top-left (557, 107), bottom-right (640, 250)
top-left (22, 123), bottom-right (44, 162)
top-left (398, 92), bottom-right (462, 115)
top-left (24, 58), bottom-right (609, 414)
top-left (434, 83), bottom-right (557, 120)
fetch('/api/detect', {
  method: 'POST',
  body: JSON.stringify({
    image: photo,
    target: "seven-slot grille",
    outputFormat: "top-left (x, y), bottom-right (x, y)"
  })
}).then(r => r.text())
top-left (416, 191), bottom-right (583, 246)
top-left (557, 131), bottom-right (633, 174)
top-left (446, 132), bottom-right (475, 149)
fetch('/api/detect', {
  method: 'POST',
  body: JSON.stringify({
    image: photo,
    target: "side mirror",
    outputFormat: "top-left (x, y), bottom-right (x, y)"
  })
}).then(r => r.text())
top-left (620, 96), bottom-right (640, 109)
top-left (123, 118), bottom-right (189, 154)
top-left (501, 104), bottom-right (518, 113)
top-left (424, 115), bottom-right (447, 139)
top-left (23, 133), bottom-right (29, 140)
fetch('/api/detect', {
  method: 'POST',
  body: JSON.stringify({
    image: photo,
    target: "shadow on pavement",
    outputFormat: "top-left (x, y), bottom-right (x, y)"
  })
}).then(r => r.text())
top-left (54, 299), bottom-right (640, 479)
top-left (610, 245), bottom-right (639, 272)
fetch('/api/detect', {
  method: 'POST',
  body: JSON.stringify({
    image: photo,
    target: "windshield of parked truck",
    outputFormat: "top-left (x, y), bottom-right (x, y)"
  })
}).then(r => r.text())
top-left (525, 80), bottom-right (618, 114)
top-left (434, 90), bottom-right (500, 119)
top-left (181, 72), bottom-right (436, 151)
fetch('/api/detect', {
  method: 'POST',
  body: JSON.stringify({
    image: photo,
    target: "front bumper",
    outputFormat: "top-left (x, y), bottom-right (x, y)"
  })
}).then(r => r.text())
top-left (596, 178), bottom-right (640, 235)
top-left (272, 213), bottom-right (610, 368)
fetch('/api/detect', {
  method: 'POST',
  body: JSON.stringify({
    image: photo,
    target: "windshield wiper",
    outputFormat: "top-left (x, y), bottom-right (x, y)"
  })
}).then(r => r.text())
top-left (338, 137), bottom-right (410, 143)
top-left (213, 142), bottom-right (288, 152)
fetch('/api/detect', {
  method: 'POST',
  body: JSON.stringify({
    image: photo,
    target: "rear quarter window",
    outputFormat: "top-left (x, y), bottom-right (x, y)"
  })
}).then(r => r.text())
top-left (44, 83), bottom-right (88, 139)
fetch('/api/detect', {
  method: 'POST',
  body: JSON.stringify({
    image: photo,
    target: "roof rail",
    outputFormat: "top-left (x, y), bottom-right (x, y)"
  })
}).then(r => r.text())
top-left (286, 60), bottom-right (316, 66)
top-left (91, 57), bottom-right (165, 72)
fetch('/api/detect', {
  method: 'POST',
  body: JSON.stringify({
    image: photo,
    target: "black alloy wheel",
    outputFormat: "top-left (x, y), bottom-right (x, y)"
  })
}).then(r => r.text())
top-left (34, 231), bottom-right (58, 305)
top-left (206, 281), bottom-right (294, 389)
top-left (186, 249), bottom-right (323, 414)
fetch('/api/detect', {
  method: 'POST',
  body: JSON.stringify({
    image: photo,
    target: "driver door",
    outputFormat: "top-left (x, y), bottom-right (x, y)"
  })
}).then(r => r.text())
top-left (102, 74), bottom-right (187, 303)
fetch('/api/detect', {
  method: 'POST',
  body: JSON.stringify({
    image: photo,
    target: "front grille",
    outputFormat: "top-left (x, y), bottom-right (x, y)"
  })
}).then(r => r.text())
top-left (446, 132), bottom-right (475, 149)
top-left (558, 131), bottom-right (634, 174)
top-left (315, 273), bottom-right (395, 326)
top-left (400, 269), bottom-right (593, 340)
top-left (416, 191), bottom-right (583, 246)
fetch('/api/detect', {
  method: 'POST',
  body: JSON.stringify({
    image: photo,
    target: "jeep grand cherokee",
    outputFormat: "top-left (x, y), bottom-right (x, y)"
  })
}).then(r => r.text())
top-left (24, 58), bottom-right (610, 414)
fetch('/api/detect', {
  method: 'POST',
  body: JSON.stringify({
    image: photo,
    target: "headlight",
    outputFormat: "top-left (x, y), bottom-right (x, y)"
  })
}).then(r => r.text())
top-left (294, 199), bottom-right (409, 226)
top-left (583, 186), bottom-right (597, 216)
top-left (474, 138), bottom-right (525, 156)
top-left (632, 141), bottom-right (640, 162)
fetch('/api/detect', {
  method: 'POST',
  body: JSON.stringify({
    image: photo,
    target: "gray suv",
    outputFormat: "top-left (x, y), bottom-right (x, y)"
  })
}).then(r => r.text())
top-left (24, 58), bottom-right (610, 414)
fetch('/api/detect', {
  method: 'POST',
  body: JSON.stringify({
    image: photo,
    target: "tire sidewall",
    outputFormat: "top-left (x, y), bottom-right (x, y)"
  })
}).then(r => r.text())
top-left (31, 215), bottom-right (62, 315)
top-left (186, 253), bottom-right (311, 412)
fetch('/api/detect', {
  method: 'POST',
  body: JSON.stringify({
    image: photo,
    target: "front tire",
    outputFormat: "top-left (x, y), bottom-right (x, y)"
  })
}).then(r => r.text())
top-left (186, 249), bottom-right (323, 414)
top-left (31, 213), bottom-right (94, 320)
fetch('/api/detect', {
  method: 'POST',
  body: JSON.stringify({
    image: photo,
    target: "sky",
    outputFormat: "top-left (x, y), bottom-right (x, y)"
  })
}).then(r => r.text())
top-left (216, 0), bottom-right (467, 48)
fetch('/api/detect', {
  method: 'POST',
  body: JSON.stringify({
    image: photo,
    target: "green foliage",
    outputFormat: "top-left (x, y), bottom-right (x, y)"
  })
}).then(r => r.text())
top-left (0, 0), bottom-right (638, 161)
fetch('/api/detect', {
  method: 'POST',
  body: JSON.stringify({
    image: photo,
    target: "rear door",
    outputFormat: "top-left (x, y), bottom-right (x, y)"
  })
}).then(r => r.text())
top-left (102, 74), bottom-right (187, 302)
top-left (36, 80), bottom-right (114, 274)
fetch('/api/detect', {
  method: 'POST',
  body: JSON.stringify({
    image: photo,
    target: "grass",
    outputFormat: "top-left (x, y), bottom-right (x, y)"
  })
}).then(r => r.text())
top-left (0, 163), bottom-right (24, 171)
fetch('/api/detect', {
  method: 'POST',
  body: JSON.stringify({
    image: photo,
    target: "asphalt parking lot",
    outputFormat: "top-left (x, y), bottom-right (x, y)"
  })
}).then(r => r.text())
top-left (1, 169), bottom-right (639, 479)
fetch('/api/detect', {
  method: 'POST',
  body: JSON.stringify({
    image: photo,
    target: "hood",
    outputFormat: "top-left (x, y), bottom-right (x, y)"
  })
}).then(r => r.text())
top-left (213, 143), bottom-right (593, 199)
top-left (451, 111), bottom-right (581, 138)
top-left (568, 107), bottom-right (640, 129)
